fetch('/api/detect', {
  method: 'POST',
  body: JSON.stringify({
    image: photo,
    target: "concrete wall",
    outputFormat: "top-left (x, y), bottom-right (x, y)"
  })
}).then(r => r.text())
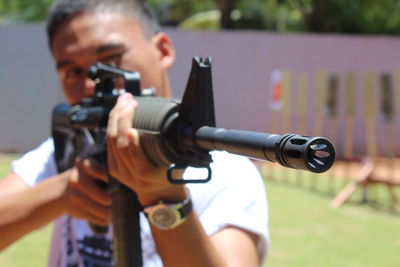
top-left (1, 24), bottom-right (400, 157)
top-left (0, 24), bottom-right (63, 152)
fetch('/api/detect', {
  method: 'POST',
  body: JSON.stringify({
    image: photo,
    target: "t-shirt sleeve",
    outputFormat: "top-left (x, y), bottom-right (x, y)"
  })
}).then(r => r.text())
top-left (187, 151), bottom-right (270, 261)
top-left (11, 138), bottom-right (58, 187)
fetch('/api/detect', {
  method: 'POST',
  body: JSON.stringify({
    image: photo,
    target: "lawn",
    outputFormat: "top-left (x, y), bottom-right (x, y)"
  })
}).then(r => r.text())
top-left (0, 156), bottom-right (399, 266)
top-left (0, 154), bottom-right (53, 266)
top-left (264, 180), bottom-right (400, 267)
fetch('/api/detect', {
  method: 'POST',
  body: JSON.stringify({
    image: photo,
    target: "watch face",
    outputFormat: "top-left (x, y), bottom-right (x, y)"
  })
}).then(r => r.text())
top-left (150, 206), bottom-right (178, 229)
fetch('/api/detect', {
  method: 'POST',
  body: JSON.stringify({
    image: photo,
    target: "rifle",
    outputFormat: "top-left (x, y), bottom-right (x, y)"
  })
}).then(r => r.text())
top-left (51, 57), bottom-right (335, 267)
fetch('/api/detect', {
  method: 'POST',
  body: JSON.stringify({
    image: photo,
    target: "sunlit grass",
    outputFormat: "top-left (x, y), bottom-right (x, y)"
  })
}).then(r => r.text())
top-left (0, 225), bottom-right (52, 267)
top-left (0, 154), bottom-right (52, 266)
top-left (1, 155), bottom-right (399, 267)
top-left (262, 163), bottom-right (400, 267)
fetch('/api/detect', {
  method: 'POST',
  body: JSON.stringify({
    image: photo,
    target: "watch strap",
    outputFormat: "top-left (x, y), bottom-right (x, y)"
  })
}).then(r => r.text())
top-left (177, 196), bottom-right (193, 218)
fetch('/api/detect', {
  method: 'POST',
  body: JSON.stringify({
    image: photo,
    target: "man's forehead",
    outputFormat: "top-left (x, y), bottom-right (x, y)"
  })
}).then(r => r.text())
top-left (59, 10), bottom-right (136, 34)
top-left (52, 13), bottom-right (138, 58)
top-left (55, 42), bottom-right (126, 68)
top-left (70, 11), bottom-right (142, 34)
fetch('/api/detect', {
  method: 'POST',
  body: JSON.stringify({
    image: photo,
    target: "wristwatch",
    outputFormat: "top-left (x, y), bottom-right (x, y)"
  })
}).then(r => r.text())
top-left (143, 195), bottom-right (193, 230)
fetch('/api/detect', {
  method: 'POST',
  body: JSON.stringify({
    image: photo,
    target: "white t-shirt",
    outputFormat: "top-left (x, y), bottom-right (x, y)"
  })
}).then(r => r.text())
top-left (12, 138), bottom-right (269, 266)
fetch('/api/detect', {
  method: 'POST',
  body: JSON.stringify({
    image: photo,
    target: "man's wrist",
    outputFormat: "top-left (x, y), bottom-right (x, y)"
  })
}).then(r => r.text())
top-left (137, 185), bottom-right (189, 207)
top-left (143, 187), bottom-right (192, 230)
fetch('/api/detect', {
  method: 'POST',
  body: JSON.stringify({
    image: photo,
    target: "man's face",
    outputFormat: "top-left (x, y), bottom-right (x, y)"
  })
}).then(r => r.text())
top-left (51, 11), bottom-right (174, 104)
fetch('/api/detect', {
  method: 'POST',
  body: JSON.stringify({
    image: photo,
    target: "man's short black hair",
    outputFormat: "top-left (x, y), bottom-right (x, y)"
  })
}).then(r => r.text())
top-left (46, 0), bottom-right (160, 48)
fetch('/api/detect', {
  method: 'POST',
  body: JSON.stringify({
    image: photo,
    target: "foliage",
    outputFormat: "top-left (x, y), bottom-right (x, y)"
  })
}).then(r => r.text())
top-left (179, 9), bottom-right (221, 31)
top-left (293, 0), bottom-right (400, 35)
top-left (0, 0), bottom-right (53, 23)
top-left (1, 0), bottom-right (400, 35)
top-left (169, 0), bottom-right (400, 35)
top-left (148, 0), bottom-right (216, 26)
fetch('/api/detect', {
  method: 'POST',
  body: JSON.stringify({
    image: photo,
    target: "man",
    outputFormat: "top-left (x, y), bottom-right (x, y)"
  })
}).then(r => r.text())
top-left (0, 0), bottom-right (269, 266)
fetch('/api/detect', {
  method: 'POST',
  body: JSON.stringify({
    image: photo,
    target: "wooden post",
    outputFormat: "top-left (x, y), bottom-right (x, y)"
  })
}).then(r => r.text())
top-left (281, 70), bottom-right (293, 182)
top-left (363, 72), bottom-right (377, 159)
top-left (313, 69), bottom-right (328, 137)
top-left (281, 70), bottom-right (292, 134)
top-left (394, 69), bottom-right (400, 158)
top-left (381, 74), bottom-right (396, 159)
top-left (343, 72), bottom-right (356, 160)
top-left (295, 73), bottom-right (308, 185)
top-left (362, 71), bottom-right (378, 202)
top-left (267, 70), bottom-right (286, 181)
top-left (326, 74), bottom-right (339, 194)
top-left (342, 71), bottom-right (356, 188)
top-left (380, 73), bottom-right (397, 208)
top-left (310, 69), bottom-right (328, 190)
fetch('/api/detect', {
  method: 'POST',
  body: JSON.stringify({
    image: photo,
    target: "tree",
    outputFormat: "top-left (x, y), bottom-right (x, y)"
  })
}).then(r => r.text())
top-left (2, 0), bottom-right (400, 36)
top-left (303, 0), bottom-right (400, 35)
top-left (214, 0), bottom-right (239, 29)
top-left (0, 0), bottom-right (52, 22)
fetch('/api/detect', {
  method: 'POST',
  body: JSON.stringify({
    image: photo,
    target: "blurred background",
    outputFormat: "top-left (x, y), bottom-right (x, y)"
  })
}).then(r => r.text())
top-left (1, 0), bottom-right (400, 266)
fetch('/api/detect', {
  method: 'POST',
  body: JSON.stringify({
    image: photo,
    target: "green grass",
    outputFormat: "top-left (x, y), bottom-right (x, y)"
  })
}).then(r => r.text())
top-left (0, 225), bottom-right (52, 267)
top-left (0, 154), bottom-right (16, 177)
top-left (1, 156), bottom-right (400, 266)
top-left (0, 154), bottom-right (53, 266)
top-left (263, 180), bottom-right (400, 267)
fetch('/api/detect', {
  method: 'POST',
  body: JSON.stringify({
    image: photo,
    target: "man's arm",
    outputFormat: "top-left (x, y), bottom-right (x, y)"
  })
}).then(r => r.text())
top-left (0, 159), bottom-right (111, 251)
top-left (150, 211), bottom-right (260, 267)
top-left (107, 93), bottom-right (263, 267)
top-left (0, 172), bottom-right (68, 250)
top-left (211, 227), bottom-right (261, 267)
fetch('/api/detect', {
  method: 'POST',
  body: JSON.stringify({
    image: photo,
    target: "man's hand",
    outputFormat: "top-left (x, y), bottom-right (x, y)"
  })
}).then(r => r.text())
top-left (106, 93), bottom-right (187, 206)
top-left (61, 158), bottom-right (111, 226)
top-left (0, 159), bottom-right (111, 249)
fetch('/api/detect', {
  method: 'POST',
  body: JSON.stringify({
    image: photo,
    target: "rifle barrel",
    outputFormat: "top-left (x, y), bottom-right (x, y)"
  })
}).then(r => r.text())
top-left (194, 126), bottom-right (335, 173)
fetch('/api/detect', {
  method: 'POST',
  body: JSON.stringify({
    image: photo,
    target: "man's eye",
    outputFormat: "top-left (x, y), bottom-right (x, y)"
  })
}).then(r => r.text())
top-left (100, 55), bottom-right (122, 67)
top-left (65, 68), bottom-right (84, 79)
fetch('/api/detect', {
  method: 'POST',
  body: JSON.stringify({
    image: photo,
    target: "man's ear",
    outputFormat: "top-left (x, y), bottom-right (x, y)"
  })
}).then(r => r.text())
top-left (151, 32), bottom-right (176, 70)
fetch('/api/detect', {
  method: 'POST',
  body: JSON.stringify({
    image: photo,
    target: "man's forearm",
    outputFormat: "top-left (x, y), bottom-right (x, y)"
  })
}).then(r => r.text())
top-left (0, 174), bottom-right (68, 250)
top-left (151, 212), bottom-right (227, 267)
top-left (137, 184), bottom-right (225, 267)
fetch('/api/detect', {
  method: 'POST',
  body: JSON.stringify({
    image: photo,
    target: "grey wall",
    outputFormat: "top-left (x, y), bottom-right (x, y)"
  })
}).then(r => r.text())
top-left (157, 29), bottom-right (400, 158)
top-left (0, 24), bottom-right (63, 152)
top-left (1, 24), bottom-right (400, 157)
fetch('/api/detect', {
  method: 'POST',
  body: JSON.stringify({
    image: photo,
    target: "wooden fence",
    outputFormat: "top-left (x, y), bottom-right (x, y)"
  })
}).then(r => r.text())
top-left (261, 69), bottom-right (400, 212)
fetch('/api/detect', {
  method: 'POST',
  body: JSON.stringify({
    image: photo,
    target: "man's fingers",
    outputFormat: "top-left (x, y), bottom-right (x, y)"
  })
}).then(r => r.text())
top-left (73, 173), bottom-right (111, 207)
top-left (75, 158), bottom-right (108, 182)
top-left (67, 190), bottom-right (110, 226)
top-left (84, 202), bottom-right (110, 225)
top-left (117, 97), bottom-right (137, 148)
top-left (107, 94), bottom-right (125, 138)
top-left (71, 206), bottom-right (110, 226)
top-left (107, 128), bottom-right (142, 176)
top-left (107, 93), bottom-right (137, 142)
top-left (127, 128), bottom-right (140, 147)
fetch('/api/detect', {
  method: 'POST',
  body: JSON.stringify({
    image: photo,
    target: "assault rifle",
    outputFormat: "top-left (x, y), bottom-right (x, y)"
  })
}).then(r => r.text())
top-left (51, 57), bottom-right (335, 267)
